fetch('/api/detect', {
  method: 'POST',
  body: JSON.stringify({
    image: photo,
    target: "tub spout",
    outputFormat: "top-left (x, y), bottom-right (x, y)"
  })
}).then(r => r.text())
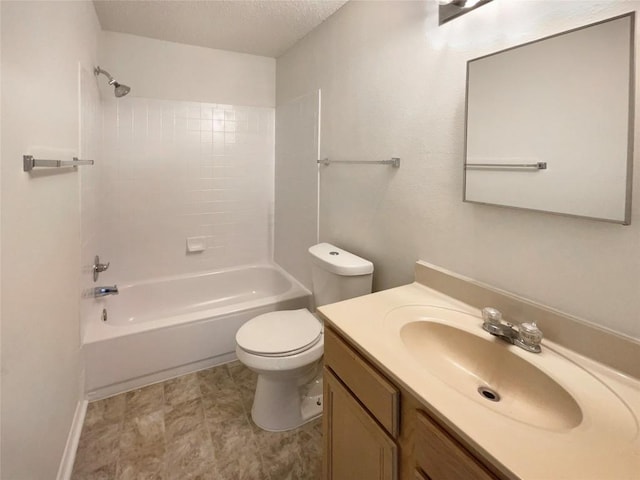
top-left (94, 285), bottom-right (118, 297)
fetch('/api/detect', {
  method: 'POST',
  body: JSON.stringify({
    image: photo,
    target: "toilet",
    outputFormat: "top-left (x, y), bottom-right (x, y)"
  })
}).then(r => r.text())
top-left (235, 243), bottom-right (373, 431)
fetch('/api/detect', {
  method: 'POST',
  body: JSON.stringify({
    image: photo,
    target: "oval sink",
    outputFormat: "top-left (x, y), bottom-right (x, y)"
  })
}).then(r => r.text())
top-left (398, 317), bottom-right (583, 431)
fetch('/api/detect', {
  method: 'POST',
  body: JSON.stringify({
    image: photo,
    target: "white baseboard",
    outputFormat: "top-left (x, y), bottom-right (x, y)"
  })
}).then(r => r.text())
top-left (56, 398), bottom-right (88, 480)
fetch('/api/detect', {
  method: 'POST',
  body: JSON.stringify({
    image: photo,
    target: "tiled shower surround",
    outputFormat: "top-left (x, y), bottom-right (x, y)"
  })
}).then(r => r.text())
top-left (99, 98), bottom-right (275, 283)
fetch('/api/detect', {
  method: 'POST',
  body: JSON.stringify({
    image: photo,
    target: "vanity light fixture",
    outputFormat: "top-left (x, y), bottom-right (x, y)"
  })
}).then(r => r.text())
top-left (439, 0), bottom-right (493, 25)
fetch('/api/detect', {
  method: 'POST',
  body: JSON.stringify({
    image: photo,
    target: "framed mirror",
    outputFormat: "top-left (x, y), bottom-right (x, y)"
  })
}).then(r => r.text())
top-left (464, 13), bottom-right (635, 225)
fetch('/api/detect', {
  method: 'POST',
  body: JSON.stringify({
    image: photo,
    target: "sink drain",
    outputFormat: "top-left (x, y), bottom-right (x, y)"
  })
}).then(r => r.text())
top-left (478, 386), bottom-right (500, 402)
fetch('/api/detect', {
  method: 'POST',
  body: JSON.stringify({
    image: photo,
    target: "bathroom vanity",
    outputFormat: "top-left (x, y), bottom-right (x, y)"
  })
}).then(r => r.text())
top-left (319, 262), bottom-right (640, 480)
top-left (323, 326), bottom-right (500, 480)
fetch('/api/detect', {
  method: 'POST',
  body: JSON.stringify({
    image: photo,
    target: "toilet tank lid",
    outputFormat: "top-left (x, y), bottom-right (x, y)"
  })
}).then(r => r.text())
top-left (308, 243), bottom-right (374, 276)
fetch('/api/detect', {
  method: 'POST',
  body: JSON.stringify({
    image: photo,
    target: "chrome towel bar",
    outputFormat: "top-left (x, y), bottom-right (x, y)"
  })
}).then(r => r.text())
top-left (465, 162), bottom-right (547, 170)
top-left (318, 157), bottom-right (400, 168)
top-left (23, 155), bottom-right (94, 172)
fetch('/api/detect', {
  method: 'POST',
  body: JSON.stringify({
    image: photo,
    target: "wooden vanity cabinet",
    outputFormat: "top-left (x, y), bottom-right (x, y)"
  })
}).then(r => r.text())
top-left (414, 468), bottom-right (431, 480)
top-left (323, 324), bottom-right (503, 480)
top-left (413, 410), bottom-right (498, 480)
top-left (323, 326), bottom-right (399, 480)
top-left (324, 369), bottom-right (398, 480)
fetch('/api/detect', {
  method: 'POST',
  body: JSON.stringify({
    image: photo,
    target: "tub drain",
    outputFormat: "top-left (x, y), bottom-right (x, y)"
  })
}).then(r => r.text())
top-left (477, 386), bottom-right (500, 402)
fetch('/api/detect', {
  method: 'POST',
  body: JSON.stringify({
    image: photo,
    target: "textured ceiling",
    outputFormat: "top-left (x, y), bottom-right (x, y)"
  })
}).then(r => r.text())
top-left (93, 0), bottom-right (348, 58)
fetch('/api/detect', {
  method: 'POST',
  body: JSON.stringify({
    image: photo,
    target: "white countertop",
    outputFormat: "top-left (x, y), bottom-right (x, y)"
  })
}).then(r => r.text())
top-left (319, 282), bottom-right (640, 480)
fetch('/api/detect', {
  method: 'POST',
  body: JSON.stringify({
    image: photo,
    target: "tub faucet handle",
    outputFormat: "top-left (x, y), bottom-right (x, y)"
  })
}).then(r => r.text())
top-left (93, 255), bottom-right (110, 282)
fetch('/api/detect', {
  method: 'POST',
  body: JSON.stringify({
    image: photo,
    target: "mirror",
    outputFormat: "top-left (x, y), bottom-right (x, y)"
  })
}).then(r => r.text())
top-left (464, 13), bottom-right (635, 225)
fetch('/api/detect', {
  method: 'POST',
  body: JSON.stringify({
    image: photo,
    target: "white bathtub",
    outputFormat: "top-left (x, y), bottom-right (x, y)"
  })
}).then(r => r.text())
top-left (83, 264), bottom-right (311, 399)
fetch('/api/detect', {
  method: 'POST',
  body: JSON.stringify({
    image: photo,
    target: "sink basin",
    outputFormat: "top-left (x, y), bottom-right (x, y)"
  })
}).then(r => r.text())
top-left (381, 305), bottom-right (587, 431)
top-left (400, 320), bottom-right (583, 431)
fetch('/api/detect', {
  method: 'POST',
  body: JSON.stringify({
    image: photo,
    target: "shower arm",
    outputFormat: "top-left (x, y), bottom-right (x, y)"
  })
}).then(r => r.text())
top-left (94, 65), bottom-right (130, 98)
top-left (94, 66), bottom-right (116, 84)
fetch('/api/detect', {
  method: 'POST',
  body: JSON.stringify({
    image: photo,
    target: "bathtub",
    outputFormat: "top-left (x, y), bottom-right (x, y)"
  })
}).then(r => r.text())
top-left (83, 264), bottom-right (311, 399)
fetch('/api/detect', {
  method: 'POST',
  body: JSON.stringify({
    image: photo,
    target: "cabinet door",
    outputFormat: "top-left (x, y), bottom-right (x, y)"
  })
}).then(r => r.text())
top-left (324, 368), bottom-right (397, 480)
top-left (415, 410), bottom-right (497, 480)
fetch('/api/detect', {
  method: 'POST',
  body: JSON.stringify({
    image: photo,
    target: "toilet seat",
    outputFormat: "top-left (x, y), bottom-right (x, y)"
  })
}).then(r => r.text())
top-left (236, 309), bottom-right (322, 357)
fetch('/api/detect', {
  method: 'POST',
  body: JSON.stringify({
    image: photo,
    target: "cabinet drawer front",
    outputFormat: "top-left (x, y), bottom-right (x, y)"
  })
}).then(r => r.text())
top-left (324, 327), bottom-right (399, 438)
top-left (415, 410), bottom-right (497, 480)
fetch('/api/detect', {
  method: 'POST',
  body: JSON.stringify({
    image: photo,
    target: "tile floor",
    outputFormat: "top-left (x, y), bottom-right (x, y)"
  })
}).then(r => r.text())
top-left (71, 362), bottom-right (322, 480)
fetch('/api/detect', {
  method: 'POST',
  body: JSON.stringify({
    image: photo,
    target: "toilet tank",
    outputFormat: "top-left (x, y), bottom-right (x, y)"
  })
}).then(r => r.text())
top-left (308, 243), bottom-right (374, 307)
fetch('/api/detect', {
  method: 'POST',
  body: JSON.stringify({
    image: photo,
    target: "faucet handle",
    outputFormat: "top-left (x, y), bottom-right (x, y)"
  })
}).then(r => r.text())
top-left (93, 255), bottom-right (110, 282)
top-left (482, 307), bottom-right (503, 325)
top-left (517, 322), bottom-right (543, 351)
top-left (95, 261), bottom-right (110, 272)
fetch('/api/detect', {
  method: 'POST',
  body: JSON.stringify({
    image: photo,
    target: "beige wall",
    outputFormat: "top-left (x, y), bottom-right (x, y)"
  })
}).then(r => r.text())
top-left (1, 1), bottom-right (100, 477)
top-left (99, 31), bottom-right (276, 107)
top-left (276, 0), bottom-right (640, 340)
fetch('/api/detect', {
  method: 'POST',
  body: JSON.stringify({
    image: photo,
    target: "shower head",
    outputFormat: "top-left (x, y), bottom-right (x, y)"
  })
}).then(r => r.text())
top-left (113, 82), bottom-right (131, 98)
top-left (94, 66), bottom-right (131, 98)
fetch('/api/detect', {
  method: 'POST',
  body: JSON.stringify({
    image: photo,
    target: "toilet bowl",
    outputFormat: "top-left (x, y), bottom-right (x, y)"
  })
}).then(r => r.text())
top-left (235, 243), bottom-right (373, 432)
top-left (235, 308), bottom-right (324, 431)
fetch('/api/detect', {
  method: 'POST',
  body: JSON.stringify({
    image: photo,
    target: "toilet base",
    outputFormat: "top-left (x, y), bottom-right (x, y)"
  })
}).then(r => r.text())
top-left (251, 368), bottom-right (323, 432)
top-left (301, 375), bottom-right (323, 422)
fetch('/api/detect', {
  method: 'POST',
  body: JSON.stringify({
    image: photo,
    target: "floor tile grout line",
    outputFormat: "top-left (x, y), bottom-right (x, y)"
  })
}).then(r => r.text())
top-left (194, 368), bottom-right (222, 479)
top-left (206, 363), bottom-right (262, 480)
top-left (112, 390), bottom-right (128, 479)
top-left (225, 363), bottom-right (274, 480)
top-left (160, 380), bottom-right (169, 480)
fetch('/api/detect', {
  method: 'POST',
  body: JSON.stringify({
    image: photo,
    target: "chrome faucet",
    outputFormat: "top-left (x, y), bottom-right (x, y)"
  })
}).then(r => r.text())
top-left (94, 285), bottom-right (119, 298)
top-left (481, 307), bottom-right (543, 353)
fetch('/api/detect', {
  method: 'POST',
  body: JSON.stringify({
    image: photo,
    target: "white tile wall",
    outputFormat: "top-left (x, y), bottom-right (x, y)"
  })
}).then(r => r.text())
top-left (99, 98), bottom-right (274, 283)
